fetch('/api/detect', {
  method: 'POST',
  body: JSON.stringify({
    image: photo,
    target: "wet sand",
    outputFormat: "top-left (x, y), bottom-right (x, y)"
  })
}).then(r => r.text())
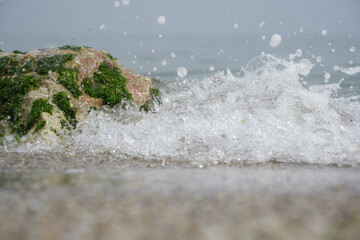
top-left (1, 151), bottom-right (360, 240)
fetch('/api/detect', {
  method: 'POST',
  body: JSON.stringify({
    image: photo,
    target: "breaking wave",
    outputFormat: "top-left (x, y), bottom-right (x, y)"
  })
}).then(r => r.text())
top-left (3, 54), bottom-right (360, 166)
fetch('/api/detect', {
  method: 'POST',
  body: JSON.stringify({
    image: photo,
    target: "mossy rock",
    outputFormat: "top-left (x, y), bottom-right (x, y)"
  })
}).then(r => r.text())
top-left (0, 46), bottom-right (160, 143)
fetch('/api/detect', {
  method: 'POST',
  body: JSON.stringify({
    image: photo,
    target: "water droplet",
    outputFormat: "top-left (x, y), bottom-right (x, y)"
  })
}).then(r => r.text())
top-left (99, 24), bottom-right (105, 30)
top-left (158, 33), bottom-right (163, 38)
top-left (269, 34), bottom-right (282, 48)
top-left (261, 35), bottom-right (266, 40)
top-left (0, 41), bottom-right (4, 45)
top-left (324, 72), bottom-right (331, 83)
top-left (350, 46), bottom-right (356, 52)
top-left (157, 16), bottom-right (166, 26)
top-left (321, 29), bottom-right (327, 36)
top-left (122, 0), bottom-right (130, 5)
top-left (114, 1), bottom-right (120, 7)
top-left (162, 60), bottom-right (167, 66)
top-left (259, 21), bottom-right (265, 27)
top-left (135, 16), bottom-right (140, 19)
top-left (333, 65), bottom-right (340, 71)
top-left (151, 49), bottom-right (155, 53)
top-left (299, 28), bottom-right (303, 33)
top-left (209, 66), bottom-right (215, 71)
top-left (153, 67), bottom-right (158, 72)
top-left (233, 23), bottom-right (239, 29)
top-left (331, 48), bottom-right (335, 53)
top-left (171, 52), bottom-right (176, 58)
top-left (316, 56), bottom-right (322, 62)
top-left (177, 67), bottom-right (187, 78)
top-left (296, 49), bottom-right (302, 57)
top-left (123, 31), bottom-right (127, 35)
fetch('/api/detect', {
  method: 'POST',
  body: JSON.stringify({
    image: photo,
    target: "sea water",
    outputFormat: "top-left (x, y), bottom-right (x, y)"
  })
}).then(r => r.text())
top-left (1, 34), bottom-right (360, 166)
top-left (1, 33), bottom-right (360, 240)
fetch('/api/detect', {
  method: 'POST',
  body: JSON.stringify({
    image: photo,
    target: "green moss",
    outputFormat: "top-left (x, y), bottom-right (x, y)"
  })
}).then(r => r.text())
top-left (22, 99), bottom-right (53, 135)
top-left (52, 92), bottom-right (77, 123)
top-left (88, 106), bottom-right (99, 112)
top-left (0, 75), bottom-right (43, 124)
top-left (23, 54), bottom-right (75, 75)
top-left (34, 120), bottom-right (46, 132)
top-left (36, 54), bottom-right (75, 75)
top-left (50, 127), bottom-right (60, 136)
top-left (0, 49), bottom-right (3, 52)
top-left (58, 68), bottom-right (82, 98)
top-left (105, 52), bottom-right (116, 61)
top-left (0, 56), bottom-right (10, 77)
top-left (0, 128), bottom-right (5, 138)
top-left (140, 87), bottom-right (162, 113)
top-left (150, 88), bottom-right (162, 105)
top-left (58, 45), bottom-right (83, 52)
top-left (82, 63), bottom-right (132, 107)
top-left (12, 50), bottom-right (26, 54)
top-left (0, 56), bottom-right (19, 77)
top-left (60, 119), bottom-right (72, 131)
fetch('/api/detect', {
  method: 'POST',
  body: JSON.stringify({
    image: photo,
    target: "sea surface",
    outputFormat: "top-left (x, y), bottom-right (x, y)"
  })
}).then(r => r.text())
top-left (1, 33), bottom-right (360, 239)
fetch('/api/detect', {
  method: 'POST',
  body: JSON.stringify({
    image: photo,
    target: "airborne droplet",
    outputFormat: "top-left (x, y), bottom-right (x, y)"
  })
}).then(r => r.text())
top-left (157, 16), bottom-right (166, 26)
top-left (114, 1), bottom-right (120, 7)
top-left (122, 0), bottom-right (130, 5)
top-left (269, 34), bottom-right (282, 48)
top-left (177, 67), bottom-right (188, 78)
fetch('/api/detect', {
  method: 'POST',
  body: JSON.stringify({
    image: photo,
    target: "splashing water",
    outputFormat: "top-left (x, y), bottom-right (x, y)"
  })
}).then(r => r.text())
top-left (2, 54), bottom-right (359, 166)
top-left (57, 54), bottom-right (359, 166)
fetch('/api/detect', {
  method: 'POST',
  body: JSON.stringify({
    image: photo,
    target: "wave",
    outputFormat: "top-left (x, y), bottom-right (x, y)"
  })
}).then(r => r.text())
top-left (2, 54), bottom-right (360, 166)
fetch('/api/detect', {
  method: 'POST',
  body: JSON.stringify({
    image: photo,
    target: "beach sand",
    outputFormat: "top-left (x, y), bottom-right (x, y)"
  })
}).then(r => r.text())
top-left (1, 151), bottom-right (360, 240)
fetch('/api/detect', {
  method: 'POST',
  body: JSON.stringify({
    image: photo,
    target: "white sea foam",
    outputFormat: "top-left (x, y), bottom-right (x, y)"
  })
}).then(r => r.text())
top-left (2, 55), bottom-right (359, 166)
top-left (66, 54), bottom-right (360, 166)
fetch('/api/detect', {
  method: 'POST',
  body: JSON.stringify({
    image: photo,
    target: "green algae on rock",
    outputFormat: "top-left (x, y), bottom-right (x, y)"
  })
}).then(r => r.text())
top-left (82, 63), bottom-right (132, 107)
top-left (0, 46), bottom-right (158, 142)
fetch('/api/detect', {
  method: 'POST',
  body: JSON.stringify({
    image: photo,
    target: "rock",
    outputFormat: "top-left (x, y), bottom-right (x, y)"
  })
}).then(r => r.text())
top-left (0, 46), bottom-right (161, 143)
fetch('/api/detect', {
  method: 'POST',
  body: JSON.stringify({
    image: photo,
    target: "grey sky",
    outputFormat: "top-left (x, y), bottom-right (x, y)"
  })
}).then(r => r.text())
top-left (0, 0), bottom-right (359, 36)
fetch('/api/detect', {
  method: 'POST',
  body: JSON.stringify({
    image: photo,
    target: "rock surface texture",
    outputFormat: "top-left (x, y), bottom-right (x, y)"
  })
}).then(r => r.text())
top-left (0, 46), bottom-right (160, 142)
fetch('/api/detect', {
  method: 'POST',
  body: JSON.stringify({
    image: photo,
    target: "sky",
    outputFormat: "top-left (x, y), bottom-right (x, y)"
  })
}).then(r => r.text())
top-left (0, 0), bottom-right (359, 76)
top-left (0, 0), bottom-right (359, 36)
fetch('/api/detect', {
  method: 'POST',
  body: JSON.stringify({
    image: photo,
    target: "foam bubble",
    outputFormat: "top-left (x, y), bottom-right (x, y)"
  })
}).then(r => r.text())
top-left (269, 34), bottom-right (282, 48)
top-left (350, 46), bottom-right (356, 52)
top-left (233, 23), bottom-right (239, 29)
top-left (99, 24), bottom-right (105, 30)
top-left (209, 66), bottom-right (215, 71)
top-left (259, 21), bottom-right (265, 27)
top-left (321, 29), bottom-right (327, 36)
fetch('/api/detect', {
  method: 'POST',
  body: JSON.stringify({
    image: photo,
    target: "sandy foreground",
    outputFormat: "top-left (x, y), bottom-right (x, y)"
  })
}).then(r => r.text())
top-left (0, 151), bottom-right (360, 240)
